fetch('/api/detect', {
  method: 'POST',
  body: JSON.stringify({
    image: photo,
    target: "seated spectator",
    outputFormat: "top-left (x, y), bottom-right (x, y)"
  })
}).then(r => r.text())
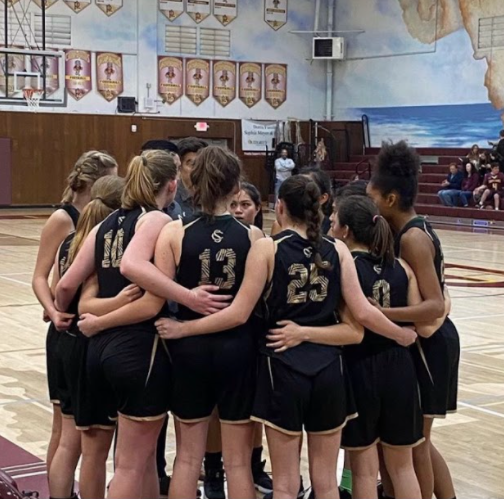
top-left (488, 130), bottom-right (504, 172)
top-left (474, 164), bottom-right (504, 210)
top-left (462, 144), bottom-right (483, 171)
top-left (438, 163), bottom-right (464, 207)
top-left (454, 163), bottom-right (480, 207)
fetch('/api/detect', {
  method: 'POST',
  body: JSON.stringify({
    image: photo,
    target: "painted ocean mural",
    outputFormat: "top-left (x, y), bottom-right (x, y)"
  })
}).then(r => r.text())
top-left (355, 104), bottom-right (504, 148)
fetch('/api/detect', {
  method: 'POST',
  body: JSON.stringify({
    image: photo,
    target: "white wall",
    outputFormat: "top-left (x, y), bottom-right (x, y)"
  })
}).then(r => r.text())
top-left (0, 0), bottom-right (327, 120)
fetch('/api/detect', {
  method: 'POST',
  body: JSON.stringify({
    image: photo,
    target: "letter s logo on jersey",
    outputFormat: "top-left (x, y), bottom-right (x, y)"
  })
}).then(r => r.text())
top-left (212, 230), bottom-right (224, 243)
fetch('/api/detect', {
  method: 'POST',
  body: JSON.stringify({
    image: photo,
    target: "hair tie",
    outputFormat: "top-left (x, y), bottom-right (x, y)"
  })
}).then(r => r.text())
top-left (373, 215), bottom-right (380, 224)
top-left (141, 155), bottom-right (147, 166)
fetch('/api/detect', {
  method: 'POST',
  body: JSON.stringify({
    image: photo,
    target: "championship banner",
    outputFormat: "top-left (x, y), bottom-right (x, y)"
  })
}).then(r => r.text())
top-left (96, 52), bottom-right (123, 101)
top-left (64, 0), bottom-right (91, 13)
top-left (214, 0), bottom-right (237, 26)
top-left (96, 0), bottom-right (122, 16)
top-left (159, 0), bottom-right (184, 21)
top-left (241, 119), bottom-right (277, 152)
top-left (64, 49), bottom-right (92, 101)
top-left (185, 58), bottom-right (210, 105)
top-left (265, 63), bottom-right (287, 108)
top-left (32, 0), bottom-right (58, 9)
top-left (186, 0), bottom-right (210, 23)
top-left (239, 62), bottom-right (262, 108)
top-left (158, 56), bottom-right (183, 104)
top-left (213, 60), bottom-right (236, 107)
top-left (264, 0), bottom-right (287, 30)
top-left (0, 53), bottom-right (25, 97)
top-left (31, 54), bottom-right (60, 97)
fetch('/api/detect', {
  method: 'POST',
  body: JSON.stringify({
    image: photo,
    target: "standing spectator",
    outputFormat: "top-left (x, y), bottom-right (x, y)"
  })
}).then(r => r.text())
top-left (438, 163), bottom-right (463, 206)
top-left (455, 163), bottom-right (480, 207)
top-left (475, 164), bottom-right (504, 210)
top-left (274, 148), bottom-right (295, 201)
top-left (489, 130), bottom-right (504, 172)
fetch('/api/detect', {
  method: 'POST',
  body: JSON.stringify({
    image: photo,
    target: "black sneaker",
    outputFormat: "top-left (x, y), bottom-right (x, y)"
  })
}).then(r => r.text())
top-left (204, 468), bottom-right (226, 499)
top-left (252, 459), bottom-right (273, 494)
top-left (159, 476), bottom-right (171, 496)
top-left (340, 488), bottom-right (352, 499)
top-left (262, 476), bottom-right (305, 499)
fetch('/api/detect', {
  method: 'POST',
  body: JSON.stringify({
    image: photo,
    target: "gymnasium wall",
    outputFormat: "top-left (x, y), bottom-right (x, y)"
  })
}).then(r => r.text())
top-left (0, 111), bottom-right (364, 205)
top-left (0, 0), bottom-right (327, 120)
top-left (333, 0), bottom-right (504, 148)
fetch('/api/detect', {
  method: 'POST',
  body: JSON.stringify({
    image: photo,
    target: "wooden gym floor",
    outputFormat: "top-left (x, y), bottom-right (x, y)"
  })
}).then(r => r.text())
top-left (0, 209), bottom-right (503, 499)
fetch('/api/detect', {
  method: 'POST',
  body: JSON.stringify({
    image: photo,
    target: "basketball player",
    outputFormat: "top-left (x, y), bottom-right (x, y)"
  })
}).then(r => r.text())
top-left (366, 141), bottom-right (460, 499)
top-left (31, 151), bottom-right (117, 475)
top-left (333, 195), bottom-right (448, 499)
top-left (155, 175), bottom-right (417, 499)
top-left (229, 181), bottom-right (264, 231)
top-left (55, 151), bottom-right (178, 499)
top-left (271, 166), bottom-right (333, 236)
top-left (48, 175), bottom-right (126, 499)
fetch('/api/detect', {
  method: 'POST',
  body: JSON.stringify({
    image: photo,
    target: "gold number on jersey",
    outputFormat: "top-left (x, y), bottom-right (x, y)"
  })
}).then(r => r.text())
top-left (198, 248), bottom-right (237, 289)
top-left (102, 228), bottom-right (124, 269)
top-left (372, 279), bottom-right (391, 308)
top-left (287, 263), bottom-right (329, 304)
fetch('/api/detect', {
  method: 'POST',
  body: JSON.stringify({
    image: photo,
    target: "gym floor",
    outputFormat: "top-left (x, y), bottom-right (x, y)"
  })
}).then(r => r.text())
top-left (0, 209), bottom-right (503, 499)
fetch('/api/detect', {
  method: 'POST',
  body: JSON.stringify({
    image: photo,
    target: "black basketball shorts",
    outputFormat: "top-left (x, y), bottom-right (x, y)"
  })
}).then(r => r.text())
top-left (251, 354), bottom-right (357, 435)
top-left (77, 328), bottom-right (171, 430)
top-left (342, 346), bottom-right (424, 449)
top-left (411, 317), bottom-right (460, 418)
top-left (46, 322), bottom-right (61, 404)
top-left (169, 328), bottom-right (256, 424)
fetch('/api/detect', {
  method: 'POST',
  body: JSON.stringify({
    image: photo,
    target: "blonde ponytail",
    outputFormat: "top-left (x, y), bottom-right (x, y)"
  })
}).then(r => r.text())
top-left (121, 150), bottom-right (178, 210)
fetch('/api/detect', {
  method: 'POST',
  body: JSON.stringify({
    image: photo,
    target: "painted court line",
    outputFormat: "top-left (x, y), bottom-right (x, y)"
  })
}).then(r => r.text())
top-left (458, 401), bottom-right (504, 419)
top-left (453, 313), bottom-right (504, 321)
top-left (0, 275), bottom-right (31, 286)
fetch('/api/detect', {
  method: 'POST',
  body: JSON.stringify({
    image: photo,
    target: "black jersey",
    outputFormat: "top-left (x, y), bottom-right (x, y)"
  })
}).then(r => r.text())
top-left (395, 216), bottom-right (445, 292)
top-left (322, 216), bottom-right (331, 235)
top-left (346, 252), bottom-right (409, 357)
top-left (95, 207), bottom-right (154, 333)
top-left (60, 204), bottom-right (80, 229)
top-left (176, 214), bottom-right (252, 321)
top-left (262, 230), bottom-right (341, 376)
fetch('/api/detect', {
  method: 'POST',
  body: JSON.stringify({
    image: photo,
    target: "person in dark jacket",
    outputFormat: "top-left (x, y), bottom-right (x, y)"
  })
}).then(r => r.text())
top-left (438, 163), bottom-right (464, 206)
top-left (454, 163), bottom-right (480, 207)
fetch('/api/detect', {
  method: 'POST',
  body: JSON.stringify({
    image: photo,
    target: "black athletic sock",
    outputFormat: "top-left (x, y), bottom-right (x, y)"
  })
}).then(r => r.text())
top-left (204, 451), bottom-right (223, 471)
top-left (251, 445), bottom-right (263, 466)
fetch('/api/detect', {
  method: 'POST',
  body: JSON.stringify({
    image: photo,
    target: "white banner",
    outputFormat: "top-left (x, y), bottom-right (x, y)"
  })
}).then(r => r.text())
top-left (264, 0), bottom-right (287, 30)
top-left (241, 119), bottom-right (277, 152)
top-left (214, 0), bottom-right (237, 26)
top-left (187, 0), bottom-right (210, 23)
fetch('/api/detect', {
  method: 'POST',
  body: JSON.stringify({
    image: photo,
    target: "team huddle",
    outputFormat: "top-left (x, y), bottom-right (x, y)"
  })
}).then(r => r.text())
top-left (32, 139), bottom-right (460, 499)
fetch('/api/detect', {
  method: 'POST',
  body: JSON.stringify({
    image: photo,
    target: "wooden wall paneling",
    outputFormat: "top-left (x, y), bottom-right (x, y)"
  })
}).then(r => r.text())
top-left (0, 138), bottom-right (12, 206)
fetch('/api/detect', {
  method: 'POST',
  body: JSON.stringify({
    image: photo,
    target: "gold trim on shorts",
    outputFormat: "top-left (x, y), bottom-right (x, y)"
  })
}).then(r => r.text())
top-left (118, 412), bottom-right (167, 422)
top-left (381, 437), bottom-right (426, 449)
top-left (250, 416), bottom-right (302, 436)
top-left (61, 413), bottom-right (75, 420)
top-left (219, 418), bottom-right (252, 425)
top-left (76, 424), bottom-right (116, 431)
top-left (307, 412), bottom-right (359, 435)
top-left (174, 414), bottom-right (212, 424)
top-left (50, 399), bottom-right (61, 405)
top-left (424, 409), bottom-right (457, 419)
top-left (342, 437), bottom-right (381, 451)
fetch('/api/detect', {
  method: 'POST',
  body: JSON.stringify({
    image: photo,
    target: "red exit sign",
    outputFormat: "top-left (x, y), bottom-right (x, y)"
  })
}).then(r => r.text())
top-left (195, 122), bottom-right (210, 132)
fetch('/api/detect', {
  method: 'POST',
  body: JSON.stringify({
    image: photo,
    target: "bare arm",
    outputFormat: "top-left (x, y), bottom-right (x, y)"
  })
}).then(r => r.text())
top-left (55, 225), bottom-right (99, 312)
top-left (78, 292), bottom-right (166, 337)
top-left (78, 275), bottom-right (142, 316)
top-left (336, 241), bottom-right (416, 346)
top-left (32, 210), bottom-right (74, 317)
top-left (155, 238), bottom-right (274, 340)
top-left (266, 304), bottom-right (364, 352)
top-left (120, 214), bottom-right (230, 315)
top-left (379, 230), bottom-right (445, 323)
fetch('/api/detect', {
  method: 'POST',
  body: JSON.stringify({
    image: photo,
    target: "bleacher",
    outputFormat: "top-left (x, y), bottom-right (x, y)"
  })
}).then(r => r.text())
top-left (326, 147), bottom-right (504, 229)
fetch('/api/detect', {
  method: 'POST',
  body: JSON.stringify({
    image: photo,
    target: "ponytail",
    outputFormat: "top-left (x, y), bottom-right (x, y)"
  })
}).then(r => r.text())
top-left (61, 151), bottom-right (118, 204)
top-left (337, 195), bottom-right (395, 266)
top-left (279, 175), bottom-right (331, 271)
top-left (67, 175), bottom-right (125, 266)
top-left (122, 150), bottom-right (178, 210)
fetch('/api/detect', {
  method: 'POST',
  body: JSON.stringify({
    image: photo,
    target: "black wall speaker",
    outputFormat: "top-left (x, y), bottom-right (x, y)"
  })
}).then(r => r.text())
top-left (117, 96), bottom-right (136, 113)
